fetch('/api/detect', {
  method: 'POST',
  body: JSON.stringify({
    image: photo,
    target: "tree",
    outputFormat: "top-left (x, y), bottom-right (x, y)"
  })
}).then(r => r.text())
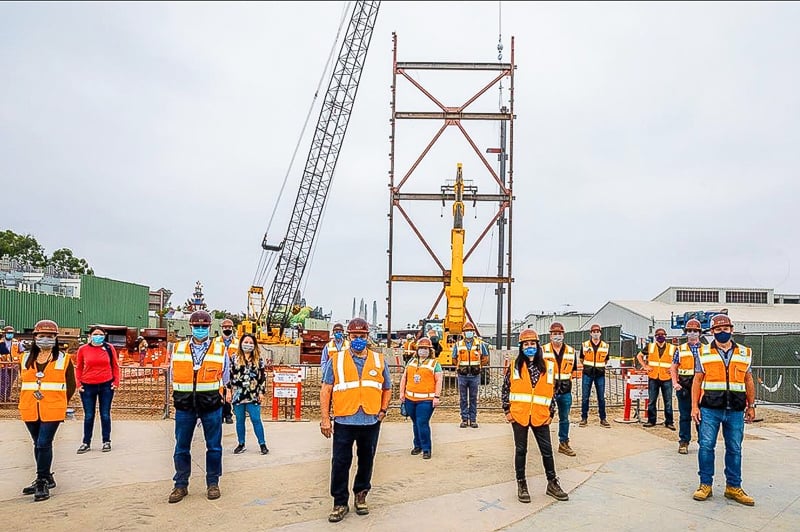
top-left (0, 230), bottom-right (47, 268)
top-left (49, 248), bottom-right (94, 275)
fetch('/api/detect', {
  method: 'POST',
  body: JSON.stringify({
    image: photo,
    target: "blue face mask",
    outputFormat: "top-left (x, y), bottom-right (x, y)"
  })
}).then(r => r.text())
top-left (4, 333), bottom-right (12, 340)
top-left (714, 331), bottom-right (732, 344)
top-left (334, 331), bottom-right (343, 341)
top-left (465, 331), bottom-right (474, 340)
top-left (523, 346), bottom-right (537, 357)
top-left (90, 334), bottom-right (105, 346)
top-left (350, 337), bottom-right (368, 352)
top-left (192, 326), bottom-right (210, 340)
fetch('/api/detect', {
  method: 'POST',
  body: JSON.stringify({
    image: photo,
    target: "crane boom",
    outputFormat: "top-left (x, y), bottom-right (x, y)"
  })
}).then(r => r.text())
top-left (264, 1), bottom-right (381, 332)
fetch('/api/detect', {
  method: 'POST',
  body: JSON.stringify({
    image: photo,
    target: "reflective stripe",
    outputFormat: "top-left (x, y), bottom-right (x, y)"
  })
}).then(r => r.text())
top-left (730, 354), bottom-right (751, 366)
top-left (698, 354), bottom-right (719, 365)
top-left (333, 379), bottom-right (382, 392)
top-left (173, 381), bottom-right (221, 392)
top-left (54, 355), bottom-right (67, 370)
top-left (702, 381), bottom-right (746, 392)
top-left (678, 369), bottom-right (694, 376)
top-left (555, 375), bottom-right (572, 380)
top-left (20, 382), bottom-right (66, 391)
top-left (649, 361), bottom-right (672, 368)
top-left (509, 393), bottom-right (552, 406)
top-left (204, 354), bottom-right (225, 364)
top-left (406, 391), bottom-right (436, 399)
top-left (171, 354), bottom-right (193, 362)
top-left (584, 360), bottom-right (605, 367)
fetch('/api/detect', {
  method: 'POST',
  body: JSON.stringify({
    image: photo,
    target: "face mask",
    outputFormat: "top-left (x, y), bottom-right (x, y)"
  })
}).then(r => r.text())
top-left (465, 331), bottom-right (474, 339)
top-left (551, 334), bottom-right (564, 343)
top-left (523, 346), bottom-right (537, 357)
top-left (687, 331), bottom-right (700, 340)
top-left (714, 331), bottom-right (732, 344)
top-left (241, 343), bottom-right (255, 353)
top-left (418, 348), bottom-right (430, 357)
top-left (222, 329), bottom-right (233, 337)
top-left (350, 337), bottom-right (368, 352)
top-left (333, 331), bottom-right (343, 341)
top-left (91, 334), bottom-right (105, 346)
top-left (36, 337), bottom-right (56, 349)
top-left (192, 326), bottom-right (210, 340)
top-left (5, 333), bottom-right (13, 340)
top-left (590, 332), bottom-right (601, 341)
top-left (655, 335), bottom-right (666, 343)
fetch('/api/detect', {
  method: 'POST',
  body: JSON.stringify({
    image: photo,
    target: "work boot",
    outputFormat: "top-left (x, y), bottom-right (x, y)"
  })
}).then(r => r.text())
top-left (460, 420), bottom-right (468, 428)
top-left (76, 443), bottom-right (91, 454)
top-left (23, 474), bottom-right (55, 495)
top-left (33, 478), bottom-right (50, 502)
top-left (578, 418), bottom-right (588, 427)
top-left (328, 505), bottom-right (349, 522)
top-left (724, 486), bottom-right (755, 506)
top-left (693, 484), bottom-right (712, 501)
top-left (207, 485), bottom-right (221, 500)
top-left (260, 444), bottom-right (270, 455)
top-left (665, 423), bottom-right (676, 431)
top-left (558, 440), bottom-right (576, 457)
top-left (546, 478), bottom-right (569, 501)
top-left (678, 442), bottom-right (689, 455)
top-left (411, 447), bottom-right (422, 455)
top-left (516, 479), bottom-right (531, 503)
top-left (642, 421), bottom-right (656, 428)
top-left (422, 451), bottom-right (432, 459)
top-left (168, 487), bottom-right (188, 503)
top-left (102, 442), bottom-right (112, 452)
top-left (354, 490), bottom-right (369, 515)
top-left (470, 421), bottom-right (479, 428)
top-left (600, 419), bottom-right (611, 428)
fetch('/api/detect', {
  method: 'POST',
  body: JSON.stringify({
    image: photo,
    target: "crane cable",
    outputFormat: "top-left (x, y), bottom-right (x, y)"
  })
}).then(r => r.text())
top-left (252, 1), bottom-right (353, 288)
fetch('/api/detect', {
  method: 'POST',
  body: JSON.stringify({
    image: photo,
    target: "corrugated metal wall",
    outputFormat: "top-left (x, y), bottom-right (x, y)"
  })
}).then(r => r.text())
top-left (0, 275), bottom-right (148, 332)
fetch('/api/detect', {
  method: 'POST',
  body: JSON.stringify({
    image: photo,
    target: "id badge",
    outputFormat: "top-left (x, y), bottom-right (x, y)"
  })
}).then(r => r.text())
top-left (35, 372), bottom-right (45, 379)
top-left (33, 390), bottom-right (44, 400)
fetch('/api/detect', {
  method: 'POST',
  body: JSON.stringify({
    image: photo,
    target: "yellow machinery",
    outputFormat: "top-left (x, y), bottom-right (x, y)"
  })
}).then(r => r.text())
top-left (238, 286), bottom-right (295, 345)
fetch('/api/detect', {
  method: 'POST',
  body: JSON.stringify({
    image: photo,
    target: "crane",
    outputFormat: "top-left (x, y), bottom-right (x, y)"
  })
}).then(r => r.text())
top-left (243, 1), bottom-right (381, 342)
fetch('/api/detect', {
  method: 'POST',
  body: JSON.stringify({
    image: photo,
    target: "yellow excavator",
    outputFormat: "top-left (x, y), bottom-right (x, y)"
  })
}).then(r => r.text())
top-left (237, 286), bottom-right (295, 345)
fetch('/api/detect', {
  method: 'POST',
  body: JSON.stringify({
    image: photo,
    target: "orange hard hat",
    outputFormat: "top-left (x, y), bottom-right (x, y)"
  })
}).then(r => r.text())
top-left (33, 320), bottom-right (59, 335)
top-left (416, 337), bottom-right (433, 348)
top-left (710, 314), bottom-right (733, 329)
top-left (590, 323), bottom-right (602, 332)
top-left (655, 327), bottom-right (667, 336)
top-left (549, 322), bottom-right (565, 333)
top-left (333, 323), bottom-right (344, 332)
top-left (221, 319), bottom-right (234, 328)
top-left (519, 329), bottom-right (539, 343)
top-left (189, 310), bottom-right (213, 326)
top-left (3, 325), bottom-right (14, 333)
top-left (347, 318), bottom-right (370, 334)
top-left (463, 322), bottom-right (476, 332)
top-left (685, 318), bottom-right (702, 331)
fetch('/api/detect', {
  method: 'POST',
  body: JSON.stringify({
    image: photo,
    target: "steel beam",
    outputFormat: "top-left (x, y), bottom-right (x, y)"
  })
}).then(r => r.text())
top-left (394, 193), bottom-right (510, 202)
top-left (394, 112), bottom-right (512, 120)
top-left (392, 275), bottom-right (512, 284)
top-left (397, 61), bottom-right (512, 71)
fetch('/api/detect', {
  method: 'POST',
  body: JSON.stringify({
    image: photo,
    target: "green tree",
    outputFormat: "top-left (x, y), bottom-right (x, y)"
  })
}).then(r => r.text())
top-left (0, 230), bottom-right (47, 267)
top-left (49, 248), bottom-right (94, 275)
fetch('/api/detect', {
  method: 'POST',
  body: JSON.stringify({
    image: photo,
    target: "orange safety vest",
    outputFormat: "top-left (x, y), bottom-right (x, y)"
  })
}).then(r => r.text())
top-left (326, 339), bottom-right (349, 357)
top-left (581, 340), bottom-right (609, 367)
top-left (402, 339), bottom-right (416, 356)
top-left (213, 337), bottom-right (239, 361)
top-left (456, 338), bottom-right (484, 367)
top-left (697, 343), bottom-right (751, 411)
top-left (405, 358), bottom-right (437, 401)
top-left (647, 342), bottom-right (676, 381)
top-left (542, 343), bottom-right (576, 381)
top-left (171, 340), bottom-right (225, 393)
top-left (2, 339), bottom-right (22, 362)
top-left (19, 352), bottom-right (69, 422)
top-left (331, 349), bottom-right (385, 416)
top-left (509, 355), bottom-right (556, 427)
top-left (677, 343), bottom-right (697, 377)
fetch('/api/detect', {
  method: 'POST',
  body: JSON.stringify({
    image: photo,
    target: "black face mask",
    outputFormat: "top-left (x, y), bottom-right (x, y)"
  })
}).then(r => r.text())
top-left (222, 329), bottom-right (233, 337)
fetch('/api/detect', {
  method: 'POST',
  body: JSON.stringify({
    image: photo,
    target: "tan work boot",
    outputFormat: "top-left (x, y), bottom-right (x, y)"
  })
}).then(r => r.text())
top-left (546, 478), bottom-right (569, 501)
top-left (693, 484), bottom-right (712, 501)
top-left (168, 487), bottom-right (188, 503)
top-left (724, 486), bottom-right (755, 506)
top-left (600, 419), bottom-right (611, 428)
top-left (678, 442), bottom-right (689, 455)
top-left (578, 418), bottom-right (588, 427)
top-left (516, 479), bottom-right (531, 503)
top-left (207, 485), bottom-right (220, 500)
top-left (328, 505), bottom-right (349, 523)
top-left (558, 440), bottom-right (577, 457)
top-left (354, 490), bottom-right (369, 515)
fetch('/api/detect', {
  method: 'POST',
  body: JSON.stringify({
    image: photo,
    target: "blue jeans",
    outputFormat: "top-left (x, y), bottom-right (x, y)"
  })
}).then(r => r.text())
top-left (676, 385), bottom-right (694, 444)
top-left (331, 421), bottom-right (381, 506)
top-left (233, 402), bottom-right (266, 446)
top-left (406, 399), bottom-right (434, 452)
top-left (580, 373), bottom-right (606, 421)
top-left (554, 393), bottom-right (572, 443)
top-left (698, 407), bottom-right (745, 487)
top-left (646, 378), bottom-right (674, 425)
top-left (173, 407), bottom-right (223, 488)
top-left (25, 420), bottom-right (61, 479)
top-left (457, 374), bottom-right (479, 422)
top-left (80, 380), bottom-right (114, 445)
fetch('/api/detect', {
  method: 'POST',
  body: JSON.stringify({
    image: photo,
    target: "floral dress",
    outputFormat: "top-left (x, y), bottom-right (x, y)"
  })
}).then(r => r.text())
top-left (230, 358), bottom-right (267, 405)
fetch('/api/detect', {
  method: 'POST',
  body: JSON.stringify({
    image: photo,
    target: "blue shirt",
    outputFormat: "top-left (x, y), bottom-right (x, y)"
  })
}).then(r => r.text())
top-left (322, 350), bottom-right (392, 425)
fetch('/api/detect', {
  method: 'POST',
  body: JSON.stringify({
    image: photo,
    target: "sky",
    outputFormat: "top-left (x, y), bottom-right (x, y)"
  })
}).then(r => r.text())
top-left (2, 1), bottom-right (800, 330)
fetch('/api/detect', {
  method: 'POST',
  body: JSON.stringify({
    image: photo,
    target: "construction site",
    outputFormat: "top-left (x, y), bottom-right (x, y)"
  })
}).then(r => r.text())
top-left (1, 1), bottom-right (800, 530)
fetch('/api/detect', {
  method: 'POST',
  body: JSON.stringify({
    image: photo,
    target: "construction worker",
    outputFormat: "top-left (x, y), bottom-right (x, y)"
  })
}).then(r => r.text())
top-left (215, 318), bottom-right (238, 424)
top-left (542, 322), bottom-right (577, 456)
top-left (579, 324), bottom-right (610, 428)
top-left (426, 327), bottom-right (443, 358)
top-left (19, 320), bottom-right (77, 501)
top-left (1, 325), bottom-right (23, 361)
top-left (168, 310), bottom-right (231, 503)
top-left (637, 327), bottom-right (676, 429)
top-left (1, 325), bottom-right (23, 402)
top-left (503, 329), bottom-right (569, 503)
top-left (320, 323), bottom-right (349, 369)
top-left (402, 333), bottom-right (416, 363)
top-left (691, 314), bottom-right (756, 506)
top-left (320, 318), bottom-right (391, 523)
top-left (398, 337), bottom-right (443, 459)
top-left (670, 318), bottom-right (702, 454)
top-left (452, 322), bottom-right (489, 428)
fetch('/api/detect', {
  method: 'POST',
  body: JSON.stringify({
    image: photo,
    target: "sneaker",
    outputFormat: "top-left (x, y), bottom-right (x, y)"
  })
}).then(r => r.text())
top-left (693, 484), bottom-right (713, 501)
top-left (578, 418), bottom-right (588, 427)
top-left (558, 441), bottom-right (576, 457)
top-left (168, 487), bottom-right (188, 503)
top-left (76, 443), bottom-right (91, 454)
top-left (233, 444), bottom-right (246, 454)
top-left (422, 451), bottom-right (432, 459)
top-left (459, 421), bottom-right (468, 428)
top-left (642, 422), bottom-right (655, 428)
top-left (23, 475), bottom-right (55, 495)
top-left (328, 505), bottom-right (349, 522)
top-left (517, 479), bottom-right (531, 503)
top-left (665, 423), bottom-right (676, 431)
top-left (33, 478), bottom-right (50, 502)
top-left (410, 447), bottom-right (422, 455)
top-left (354, 490), bottom-right (369, 515)
top-left (546, 478), bottom-right (569, 501)
top-left (207, 484), bottom-right (221, 500)
top-left (678, 442), bottom-right (689, 455)
top-left (600, 419), bottom-right (611, 428)
top-left (102, 442), bottom-right (112, 452)
top-left (724, 486), bottom-right (755, 506)
top-left (470, 421), bottom-right (479, 428)
top-left (260, 444), bottom-right (270, 455)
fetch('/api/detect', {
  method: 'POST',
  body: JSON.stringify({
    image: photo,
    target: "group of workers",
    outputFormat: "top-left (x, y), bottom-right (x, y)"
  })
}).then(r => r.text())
top-left (12, 310), bottom-right (756, 517)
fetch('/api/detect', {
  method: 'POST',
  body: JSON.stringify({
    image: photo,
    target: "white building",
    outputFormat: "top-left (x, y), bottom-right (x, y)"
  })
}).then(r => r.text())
top-left (515, 311), bottom-right (595, 334)
top-left (587, 286), bottom-right (800, 339)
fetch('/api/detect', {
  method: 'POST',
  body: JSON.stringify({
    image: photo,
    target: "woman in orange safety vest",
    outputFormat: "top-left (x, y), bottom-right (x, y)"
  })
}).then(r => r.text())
top-left (502, 329), bottom-right (568, 504)
top-left (398, 337), bottom-right (443, 459)
top-left (18, 319), bottom-right (76, 502)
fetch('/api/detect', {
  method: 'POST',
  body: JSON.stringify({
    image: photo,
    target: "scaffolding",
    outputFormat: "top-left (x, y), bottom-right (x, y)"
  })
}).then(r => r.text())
top-left (386, 33), bottom-right (516, 348)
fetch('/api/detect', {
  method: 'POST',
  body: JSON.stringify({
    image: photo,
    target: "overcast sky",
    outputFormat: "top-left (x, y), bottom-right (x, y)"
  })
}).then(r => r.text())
top-left (2, 1), bottom-right (799, 330)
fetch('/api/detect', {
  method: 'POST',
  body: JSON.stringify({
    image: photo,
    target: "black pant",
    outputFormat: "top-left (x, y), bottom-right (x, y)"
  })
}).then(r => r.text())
top-left (25, 420), bottom-right (61, 479)
top-left (331, 421), bottom-right (381, 506)
top-left (512, 422), bottom-right (556, 481)
top-left (222, 397), bottom-right (232, 420)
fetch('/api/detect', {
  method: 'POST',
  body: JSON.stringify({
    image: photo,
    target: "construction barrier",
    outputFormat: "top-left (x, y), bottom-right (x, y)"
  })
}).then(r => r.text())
top-left (271, 365), bottom-right (304, 421)
top-left (615, 369), bottom-right (649, 423)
